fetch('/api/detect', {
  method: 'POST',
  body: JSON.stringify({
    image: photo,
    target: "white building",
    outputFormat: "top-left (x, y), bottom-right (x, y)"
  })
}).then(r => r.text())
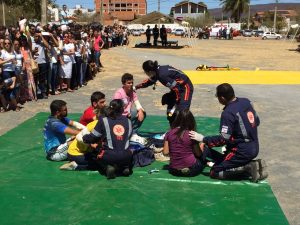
top-left (171, 1), bottom-right (207, 20)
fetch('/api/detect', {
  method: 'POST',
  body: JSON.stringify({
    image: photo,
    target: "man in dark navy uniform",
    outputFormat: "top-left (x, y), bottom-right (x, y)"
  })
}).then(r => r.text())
top-left (190, 83), bottom-right (268, 182)
top-left (146, 25), bottom-right (151, 45)
top-left (152, 25), bottom-right (159, 46)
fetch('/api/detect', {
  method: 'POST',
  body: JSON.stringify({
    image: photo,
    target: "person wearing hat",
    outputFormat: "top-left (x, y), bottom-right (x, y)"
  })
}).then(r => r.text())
top-left (135, 60), bottom-right (193, 125)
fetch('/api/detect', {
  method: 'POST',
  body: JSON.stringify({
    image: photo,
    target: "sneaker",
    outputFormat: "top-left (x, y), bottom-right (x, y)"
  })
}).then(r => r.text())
top-left (106, 165), bottom-right (116, 179)
top-left (60, 161), bottom-right (78, 170)
top-left (122, 168), bottom-right (131, 176)
top-left (152, 133), bottom-right (166, 140)
top-left (246, 161), bottom-right (260, 183)
top-left (155, 152), bottom-right (170, 162)
top-left (180, 167), bottom-right (190, 175)
top-left (257, 159), bottom-right (268, 180)
top-left (130, 133), bottom-right (147, 145)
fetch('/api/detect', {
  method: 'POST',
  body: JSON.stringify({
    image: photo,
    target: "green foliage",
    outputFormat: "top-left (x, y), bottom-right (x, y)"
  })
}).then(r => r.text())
top-left (0, 0), bottom-right (55, 26)
top-left (184, 14), bottom-right (214, 28)
top-left (261, 11), bottom-right (287, 32)
top-left (220, 0), bottom-right (250, 23)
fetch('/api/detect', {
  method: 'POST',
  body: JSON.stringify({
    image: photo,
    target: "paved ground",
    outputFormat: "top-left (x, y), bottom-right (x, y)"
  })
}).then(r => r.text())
top-left (1, 39), bottom-right (299, 225)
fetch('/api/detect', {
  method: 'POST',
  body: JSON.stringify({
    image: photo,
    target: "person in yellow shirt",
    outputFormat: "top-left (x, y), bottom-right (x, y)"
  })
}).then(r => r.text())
top-left (60, 109), bottom-right (102, 170)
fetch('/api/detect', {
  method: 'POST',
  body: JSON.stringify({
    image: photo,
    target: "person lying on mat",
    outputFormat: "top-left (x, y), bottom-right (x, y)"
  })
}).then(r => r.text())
top-left (163, 109), bottom-right (205, 177)
top-left (189, 83), bottom-right (268, 182)
top-left (43, 100), bottom-right (85, 161)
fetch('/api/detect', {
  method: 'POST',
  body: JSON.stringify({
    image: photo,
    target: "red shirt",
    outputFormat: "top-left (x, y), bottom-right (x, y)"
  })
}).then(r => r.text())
top-left (79, 106), bottom-right (96, 126)
top-left (93, 35), bottom-right (103, 52)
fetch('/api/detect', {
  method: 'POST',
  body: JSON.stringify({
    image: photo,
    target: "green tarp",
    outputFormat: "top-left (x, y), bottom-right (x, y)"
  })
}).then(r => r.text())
top-left (0, 113), bottom-right (288, 225)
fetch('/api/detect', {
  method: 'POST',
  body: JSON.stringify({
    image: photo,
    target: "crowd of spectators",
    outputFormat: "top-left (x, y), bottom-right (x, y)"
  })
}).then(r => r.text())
top-left (0, 19), bottom-right (129, 113)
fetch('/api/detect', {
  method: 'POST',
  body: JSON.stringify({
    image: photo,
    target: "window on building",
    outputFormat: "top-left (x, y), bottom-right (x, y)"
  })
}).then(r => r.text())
top-left (115, 4), bottom-right (120, 7)
top-left (134, 4), bottom-right (138, 6)
top-left (103, 4), bottom-right (106, 6)
top-left (127, 3), bottom-right (132, 6)
top-left (121, 4), bottom-right (126, 7)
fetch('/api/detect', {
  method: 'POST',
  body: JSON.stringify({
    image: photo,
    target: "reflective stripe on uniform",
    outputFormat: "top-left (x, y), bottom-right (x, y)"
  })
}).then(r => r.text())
top-left (103, 117), bottom-right (113, 149)
top-left (236, 112), bottom-right (250, 142)
top-left (125, 118), bottom-right (132, 149)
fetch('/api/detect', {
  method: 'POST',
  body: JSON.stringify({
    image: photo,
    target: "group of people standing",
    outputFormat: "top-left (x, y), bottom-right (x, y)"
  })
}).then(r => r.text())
top-left (146, 25), bottom-right (168, 47)
top-left (43, 59), bottom-right (268, 182)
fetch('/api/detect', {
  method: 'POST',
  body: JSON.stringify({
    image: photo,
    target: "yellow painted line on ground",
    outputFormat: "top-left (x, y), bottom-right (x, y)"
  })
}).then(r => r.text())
top-left (184, 71), bottom-right (300, 85)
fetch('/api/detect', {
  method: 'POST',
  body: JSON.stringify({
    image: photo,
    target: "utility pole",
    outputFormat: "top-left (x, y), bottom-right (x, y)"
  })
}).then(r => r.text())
top-left (100, 0), bottom-right (104, 24)
top-left (247, 3), bottom-right (251, 30)
top-left (273, 0), bottom-right (278, 32)
top-left (41, 0), bottom-right (47, 25)
top-left (2, 0), bottom-right (5, 26)
top-left (158, 0), bottom-right (160, 28)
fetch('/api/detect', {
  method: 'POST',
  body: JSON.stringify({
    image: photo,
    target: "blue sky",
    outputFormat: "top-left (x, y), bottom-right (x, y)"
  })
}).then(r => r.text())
top-left (55, 0), bottom-right (300, 14)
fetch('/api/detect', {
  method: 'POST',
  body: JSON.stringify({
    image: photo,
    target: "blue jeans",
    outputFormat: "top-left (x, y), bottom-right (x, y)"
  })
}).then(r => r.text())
top-left (94, 51), bottom-right (101, 68)
top-left (130, 109), bottom-right (146, 135)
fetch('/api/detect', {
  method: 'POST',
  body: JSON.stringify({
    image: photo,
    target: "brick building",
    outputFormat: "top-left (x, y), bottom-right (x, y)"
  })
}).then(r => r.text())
top-left (94, 0), bottom-right (147, 24)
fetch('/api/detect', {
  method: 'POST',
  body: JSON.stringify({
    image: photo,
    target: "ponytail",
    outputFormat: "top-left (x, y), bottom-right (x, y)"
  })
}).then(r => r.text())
top-left (105, 99), bottom-right (124, 119)
top-left (142, 60), bottom-right (158, 72)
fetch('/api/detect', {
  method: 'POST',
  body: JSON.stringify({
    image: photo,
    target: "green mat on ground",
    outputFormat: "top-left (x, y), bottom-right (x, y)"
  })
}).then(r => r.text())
top-left (0, 113), bottom-right (288, 225)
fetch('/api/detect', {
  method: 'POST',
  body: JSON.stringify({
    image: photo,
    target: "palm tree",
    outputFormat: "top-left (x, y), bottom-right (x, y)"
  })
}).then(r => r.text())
top-left (220, 0), bottom-right (250, 23)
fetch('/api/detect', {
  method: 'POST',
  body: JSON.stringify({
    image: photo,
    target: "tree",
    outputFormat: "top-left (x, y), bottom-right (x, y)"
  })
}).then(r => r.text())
top-left (0, 0), bottom-right (56, 25)
top-left (261, 11), bottom-right (287, 32)
top-left (220, 0), bottom-right (250, 23)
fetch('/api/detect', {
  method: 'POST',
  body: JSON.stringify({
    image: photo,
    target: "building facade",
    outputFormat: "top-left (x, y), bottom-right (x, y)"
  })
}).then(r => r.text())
top-left (171, 1), bottom-right (207, 20)
top-left (94, 0), bottom-right (147, 15)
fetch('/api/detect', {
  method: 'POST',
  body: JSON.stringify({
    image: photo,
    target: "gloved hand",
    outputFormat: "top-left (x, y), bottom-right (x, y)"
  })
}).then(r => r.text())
top-left (189, 131), bottom-right (204, 142)
top-left (76, 128), bottom-right (90, 143)
top-left (72, 121), bottom-right (86, 130)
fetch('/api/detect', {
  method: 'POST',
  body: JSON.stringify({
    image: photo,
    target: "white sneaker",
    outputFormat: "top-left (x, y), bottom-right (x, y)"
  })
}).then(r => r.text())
top-left (60, 161), bottom-right (78, 170)
top-left (130, 133), bottom-right (147, 145)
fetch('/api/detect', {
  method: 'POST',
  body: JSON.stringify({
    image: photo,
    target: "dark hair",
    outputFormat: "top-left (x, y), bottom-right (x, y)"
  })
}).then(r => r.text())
top-left (105, 99), bottom-right (124, 119)
top-left (121, 73), bottom-right (133, 84)
top-left (142, 60), bottom-right (158, 72)
top-left (50, 100), bottom-right (67, 116)
top-left (216, 83), bottom-right (235, 101)
top-left (90, 91), bottom-right (105, 105)
top-left (171, 109), bottom-right (197, 138)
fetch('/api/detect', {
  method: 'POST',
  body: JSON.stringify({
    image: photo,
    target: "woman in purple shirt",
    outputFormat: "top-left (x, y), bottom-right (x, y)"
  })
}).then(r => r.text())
top-left (163, 109), bottom-right (204, 177)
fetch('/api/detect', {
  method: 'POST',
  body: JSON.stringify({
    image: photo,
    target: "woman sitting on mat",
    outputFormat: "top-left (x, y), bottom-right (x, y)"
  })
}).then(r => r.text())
top-left (163, 109), bottom-right (205, 177)
top-left (81, 99), bottom-right (133, 179)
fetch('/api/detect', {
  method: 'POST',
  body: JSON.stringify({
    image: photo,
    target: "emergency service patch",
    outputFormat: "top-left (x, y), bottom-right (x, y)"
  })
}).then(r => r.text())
top-left (113, 124), bottom-right (125, 140)
top-left (247, 111), bottom-right (255, 124)
top-left (221, 125), bottom-right (228, 133)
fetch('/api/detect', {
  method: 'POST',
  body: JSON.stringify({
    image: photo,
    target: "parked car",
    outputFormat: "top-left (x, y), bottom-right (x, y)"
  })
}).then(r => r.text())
top-left (174, 28), bottom-right (185, 36)
top-left (243, 29), bottom-right (252, 37)
top-left (262, 32), bottom-right (282, 40)
top-left (254, 30), bottom-right (264, 37)
top-left (132, 29), bottom-right (141, 36)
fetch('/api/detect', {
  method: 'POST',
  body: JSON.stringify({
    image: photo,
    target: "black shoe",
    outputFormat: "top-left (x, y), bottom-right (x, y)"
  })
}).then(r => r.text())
top-left (106, 165), bottom-right (116, 179)
top-left (122, 168), bottom-right (131, 176)
top-left (246, 161), bottom-right (260, 183)
top-left (42, 93), bottom-right (48, 99)
top-left (257, 159), bottom-right (268, 181)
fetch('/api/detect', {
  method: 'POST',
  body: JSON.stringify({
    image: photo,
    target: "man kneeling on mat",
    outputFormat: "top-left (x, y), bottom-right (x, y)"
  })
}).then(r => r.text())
top-left (189, 83), bottom-right (268, 182)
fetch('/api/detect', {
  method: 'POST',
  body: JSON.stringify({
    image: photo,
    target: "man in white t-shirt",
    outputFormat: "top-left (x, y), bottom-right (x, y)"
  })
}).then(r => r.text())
top-left (60, 5), bottom-right (76, 25)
